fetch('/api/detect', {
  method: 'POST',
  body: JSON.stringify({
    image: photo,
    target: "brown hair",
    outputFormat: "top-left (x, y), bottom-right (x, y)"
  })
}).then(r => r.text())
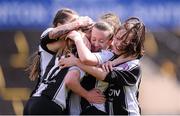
top-left (94, 21), bottom-right (114, 40)
top-left (53, 8), bottom-right (78, 27)
top-left (100, 13), bottom-right (121, 34)
top-left (26, 8), bottom-right (78, 81)
top-left (115, 17), bottom-right (145, 58)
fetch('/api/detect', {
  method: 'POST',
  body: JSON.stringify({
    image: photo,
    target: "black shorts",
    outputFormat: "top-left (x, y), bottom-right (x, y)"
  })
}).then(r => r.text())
top-left (80, 105), bottom-right (107, 115)
top-left (23, 96), bottom-right (64, 115)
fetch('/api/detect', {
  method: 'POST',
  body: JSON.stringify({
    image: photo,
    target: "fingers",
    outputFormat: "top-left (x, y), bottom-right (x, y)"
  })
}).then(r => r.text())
top-left (107, 61), bottom-right (113, 72)
top-left (60, 65), bottom-right (67, 69)
top-left (87, 88), bottom-right (107, 104)
top-left (101, 64), bottom-right (106, 72)
top-left (59, 60), bottom-right (65, 68)
top-left (59, 58), bottom-right (68, 68)
top-left (89, 94), bottom-right (106, 104)
top-left (78, 16), bottom-right (94, 26)
top-left (93, 98), bottom-right (106, 104)
top-left (66, 31), bottom-right (81, 41)
top-left (92, 88), bottom-right (102, 94)
top-left (102, 61), bottom-right (114, 72)
top-left (102, 63), bottom-right (109, 73)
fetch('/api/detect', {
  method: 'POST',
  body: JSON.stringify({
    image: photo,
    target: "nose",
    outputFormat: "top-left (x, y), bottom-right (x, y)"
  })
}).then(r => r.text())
top-left (94, 41), bottom-right (99, 47)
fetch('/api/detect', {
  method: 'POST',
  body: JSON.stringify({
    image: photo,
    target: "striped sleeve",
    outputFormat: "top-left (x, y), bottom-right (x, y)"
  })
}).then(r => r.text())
top-left (104, 66), bottom-right (140, 86)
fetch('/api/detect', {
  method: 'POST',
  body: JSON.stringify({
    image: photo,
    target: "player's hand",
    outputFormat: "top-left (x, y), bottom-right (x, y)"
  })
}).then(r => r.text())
top-left (77, 16), bottom-right (94, 28)
top-left (101, 61), bottom-right (114, 73)
top-left (66, 31), bottom-right (82, 42)
top-left (59, 53), bottom-right (79, 68)
top-left (85, 88), bottom-right (106, 104)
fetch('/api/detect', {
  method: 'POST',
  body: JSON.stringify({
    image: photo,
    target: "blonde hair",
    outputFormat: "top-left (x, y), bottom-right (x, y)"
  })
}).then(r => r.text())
top-left (94, 21), bottom-right (114, 40)
top-left (100, 13), bottom-right (121, 34)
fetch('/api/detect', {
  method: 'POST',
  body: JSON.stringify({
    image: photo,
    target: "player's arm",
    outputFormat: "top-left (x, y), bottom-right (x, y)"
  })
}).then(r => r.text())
top-left (102, 56), bottom-right (135, 72)
top-left (40, 20), bottom-right (82, 53)
top-left (49, 16), bottom-right (93, 39)
top-left (67, 31), bottom-right (99, 65)
top-left (76, 60), bottom-right (140, 86)
top-left (104, 66), bottom-right (140, 86)
top-left (59, 53), bottom-right (140, 86)
top-left (76, 60), bottom-right (107, 81)
top-left (59, 54), bottom-right (107, 80)
top-left (49, 21), bottom-right (80, 39)
top-left (64, 69), bottom-right (105, 103)
top-left (61, 55), bottom-right (140, 86)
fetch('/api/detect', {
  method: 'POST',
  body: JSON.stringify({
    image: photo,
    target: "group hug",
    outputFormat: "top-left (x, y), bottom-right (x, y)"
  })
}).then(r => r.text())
top-left (24, 8), bottom-right (145, 115)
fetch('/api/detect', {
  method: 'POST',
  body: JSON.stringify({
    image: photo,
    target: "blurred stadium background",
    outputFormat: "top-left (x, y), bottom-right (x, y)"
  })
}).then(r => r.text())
top-left (0, 0), bottom-right (180, 115)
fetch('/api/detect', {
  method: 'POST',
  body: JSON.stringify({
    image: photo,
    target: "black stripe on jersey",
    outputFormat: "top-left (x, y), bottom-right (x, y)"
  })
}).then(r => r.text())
top-left (30, 77), bottom-right (41, 97)
top-left (104, 84), bottom-right (128, 115)
top-left (104, 66), bottom-right (140, 86)
top-left (109, 53), bottom-right (119, 61)
top-left (80, 74), bottom-right (96, 110)
top-left (46, 67), bottom-right (59, 81)
top-left (41, 67), bottom-right (69, 100)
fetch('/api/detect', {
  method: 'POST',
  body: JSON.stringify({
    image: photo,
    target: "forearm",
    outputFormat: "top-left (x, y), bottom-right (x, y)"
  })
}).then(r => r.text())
top-left (76, 61), bottom-right (107, 81)
top-left (66, 79), bottom-right (89, 99)
top-left (64, 70), bottom-right (89, 99)
top-left (49, 21), bottom-right (80, 39)
top-left (112, 56), bottom-right (135, 66)
top-left (74, 39), bottom-right (98, 65)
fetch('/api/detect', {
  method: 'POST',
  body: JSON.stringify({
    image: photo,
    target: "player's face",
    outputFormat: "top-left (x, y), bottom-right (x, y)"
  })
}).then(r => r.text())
top-left (112, 29), bottom-right (126, 55)
top-left (90, 27), bottom-right (111, 52)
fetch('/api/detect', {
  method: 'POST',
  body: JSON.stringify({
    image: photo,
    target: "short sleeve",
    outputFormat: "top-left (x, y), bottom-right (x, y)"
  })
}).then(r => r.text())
top-left (69, 66), bottom-right (85, 80)
top-left (93, 50), bottom-right (114, 65)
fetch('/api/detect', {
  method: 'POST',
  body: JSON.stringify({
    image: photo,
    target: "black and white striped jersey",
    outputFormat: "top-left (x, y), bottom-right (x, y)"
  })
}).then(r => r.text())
top-left (32, 54), bottom-right (85, 110)
top-left (32, 28), bottom-right (85, 110)
top-left (104, 59), bottom-right (141, 115)
top-left (39, 28), bottom-right (57, 79)
top-left (30, 28), bottom-right (57, 96)
top-left (80, 50), bottom-right (141, 115)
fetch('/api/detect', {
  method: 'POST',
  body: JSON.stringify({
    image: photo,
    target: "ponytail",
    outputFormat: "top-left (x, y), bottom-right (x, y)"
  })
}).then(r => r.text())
top-left (26, 50), bottom-right (41, 81)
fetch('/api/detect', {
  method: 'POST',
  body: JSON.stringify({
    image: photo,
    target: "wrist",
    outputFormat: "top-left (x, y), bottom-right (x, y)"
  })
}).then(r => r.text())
top-left (74, 37), bottom-right (82, 43)
top-left (83, 92), bottom-right (90, 100)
